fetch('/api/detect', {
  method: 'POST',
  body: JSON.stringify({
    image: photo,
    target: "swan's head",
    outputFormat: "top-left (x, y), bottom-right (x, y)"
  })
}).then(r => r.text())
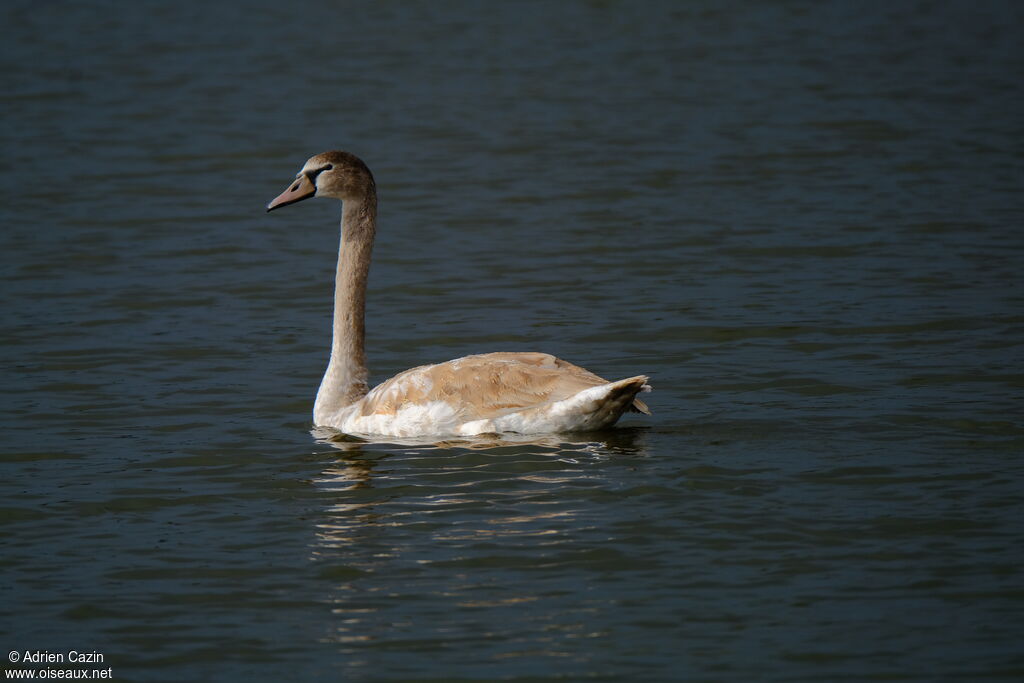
top-left (266, 151), bottom-right (375, 212)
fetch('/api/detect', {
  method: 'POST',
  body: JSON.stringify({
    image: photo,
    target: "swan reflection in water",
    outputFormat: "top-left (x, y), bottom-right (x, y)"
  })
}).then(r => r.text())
top-left (305, 427), bottom-right (649, 649)
top-left (307, 425), bottom-right (649, 528)
top-left (308, 425), bottom-right (649, 505)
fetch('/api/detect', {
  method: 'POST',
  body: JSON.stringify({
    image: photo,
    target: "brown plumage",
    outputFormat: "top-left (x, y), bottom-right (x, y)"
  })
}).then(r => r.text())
top-left (357, 352), bottom-right (650, 420)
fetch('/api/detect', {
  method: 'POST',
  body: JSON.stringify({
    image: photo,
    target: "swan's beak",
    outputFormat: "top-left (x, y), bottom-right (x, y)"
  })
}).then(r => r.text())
top-left (267, 174), bottom-right (316, 212)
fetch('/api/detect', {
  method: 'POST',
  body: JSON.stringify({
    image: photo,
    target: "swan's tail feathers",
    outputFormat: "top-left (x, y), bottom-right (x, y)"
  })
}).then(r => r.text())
top-left (575, 375), bottom-right (651, 429)
top-left (467, 374), bottom-right (652, 435)
top-left (614, 375), bottom-right (652, 415)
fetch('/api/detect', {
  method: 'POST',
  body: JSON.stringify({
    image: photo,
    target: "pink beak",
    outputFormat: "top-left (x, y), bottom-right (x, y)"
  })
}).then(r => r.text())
top-left (267, 173), bottom-right (316, 212)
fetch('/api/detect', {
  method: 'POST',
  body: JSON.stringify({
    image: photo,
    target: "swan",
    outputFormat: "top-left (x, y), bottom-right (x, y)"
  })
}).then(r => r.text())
top-left (266, 151), bottom-right (651, 438)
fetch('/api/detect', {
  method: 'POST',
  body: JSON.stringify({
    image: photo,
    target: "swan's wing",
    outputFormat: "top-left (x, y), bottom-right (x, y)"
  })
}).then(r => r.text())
top-left (357, 352), bottom-right (650, 422)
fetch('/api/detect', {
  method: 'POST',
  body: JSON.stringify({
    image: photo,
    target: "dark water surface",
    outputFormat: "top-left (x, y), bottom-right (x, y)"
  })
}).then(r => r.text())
top-left (3, 1), bottom-right (1023, 680)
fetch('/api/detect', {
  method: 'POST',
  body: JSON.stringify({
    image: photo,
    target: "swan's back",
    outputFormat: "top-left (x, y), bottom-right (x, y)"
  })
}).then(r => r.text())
top-left (324, 352), bottom-right (650, 437)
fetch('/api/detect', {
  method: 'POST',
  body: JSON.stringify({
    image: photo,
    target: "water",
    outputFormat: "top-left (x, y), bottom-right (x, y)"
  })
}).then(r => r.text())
top-left (2, 1), bottom-right (1023, 680)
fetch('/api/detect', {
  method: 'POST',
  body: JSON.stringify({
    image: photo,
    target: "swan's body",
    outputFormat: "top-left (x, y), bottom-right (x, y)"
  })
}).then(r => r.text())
top-left (267, 151), bottom-right (651, 438)
top-left (320, 351), bottom-right (649, 438)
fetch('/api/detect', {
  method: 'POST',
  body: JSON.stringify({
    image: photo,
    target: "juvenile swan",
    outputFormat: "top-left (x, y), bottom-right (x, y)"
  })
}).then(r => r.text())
top-left (267, 151), bottom-right (651, 437)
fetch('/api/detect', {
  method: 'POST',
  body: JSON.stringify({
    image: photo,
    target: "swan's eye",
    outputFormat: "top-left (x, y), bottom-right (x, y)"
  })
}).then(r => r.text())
top-left (309, 164), bottom-right (333, 180)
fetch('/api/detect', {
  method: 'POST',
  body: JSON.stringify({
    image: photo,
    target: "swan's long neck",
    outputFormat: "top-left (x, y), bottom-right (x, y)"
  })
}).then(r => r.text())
top-left (313, 187), bottom-right (376, 423)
